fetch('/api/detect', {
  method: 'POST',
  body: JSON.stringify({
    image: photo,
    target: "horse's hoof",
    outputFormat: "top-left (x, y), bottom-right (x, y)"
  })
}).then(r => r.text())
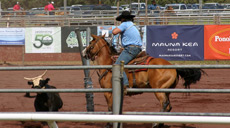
top-left (104, 123), bottom-right (112, 128)
top-left (152, 123), bottom-right (164, 128)
top-left (104, 125), bottom-right (112, 128)
top-left (168, 106), bottom-right (172, 112)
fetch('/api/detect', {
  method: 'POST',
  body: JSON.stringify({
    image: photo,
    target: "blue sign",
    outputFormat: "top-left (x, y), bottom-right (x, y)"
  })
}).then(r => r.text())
top-left (0, 28), bottom-right (25, 45)
top-left (146, 25), bottom-right (204, 61)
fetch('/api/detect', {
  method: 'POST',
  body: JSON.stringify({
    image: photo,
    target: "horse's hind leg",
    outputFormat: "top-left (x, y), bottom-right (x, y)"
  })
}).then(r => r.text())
top-left (155, 92), bottom-right (172, 112)
top-left (152, 92), bottom-right (172, 128)
top-left (165, 93), bottom-right (172, 112)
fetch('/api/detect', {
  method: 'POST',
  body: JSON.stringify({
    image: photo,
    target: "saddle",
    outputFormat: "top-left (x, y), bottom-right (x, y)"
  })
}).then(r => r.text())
top-left (110, 51), bottom-right (154, 90)
top-left (111, 51), bottom-right (154, 72)
top-left (128, 51), bottom-right (154, 72)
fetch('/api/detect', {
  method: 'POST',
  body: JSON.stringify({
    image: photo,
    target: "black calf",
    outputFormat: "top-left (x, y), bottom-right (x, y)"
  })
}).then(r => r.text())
top-left (28, 78), bottom-right (63, 112)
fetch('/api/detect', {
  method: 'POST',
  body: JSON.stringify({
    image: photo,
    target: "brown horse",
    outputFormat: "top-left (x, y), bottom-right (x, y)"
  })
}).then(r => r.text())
top-left (83, 34), bottom-right (205, 128)
top-left (55, 11), bottom-right (69, 15)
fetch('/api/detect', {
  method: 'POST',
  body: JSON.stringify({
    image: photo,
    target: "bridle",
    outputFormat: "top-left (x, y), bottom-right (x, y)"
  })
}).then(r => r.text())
top-left (86, 37), bottom-right (107, 60)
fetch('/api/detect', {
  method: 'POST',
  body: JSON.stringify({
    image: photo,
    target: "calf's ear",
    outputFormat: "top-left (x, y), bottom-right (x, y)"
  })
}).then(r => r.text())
top-left (28, 81), bottom-right (33, 85)
top-left (46, 78), bottom-right (50, 82)
top-left (42, 78), bottom-right (50, 85)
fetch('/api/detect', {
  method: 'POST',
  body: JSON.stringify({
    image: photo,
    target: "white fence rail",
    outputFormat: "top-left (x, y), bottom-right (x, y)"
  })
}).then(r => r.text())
top-left (1, 113), bottom-right (230, 124)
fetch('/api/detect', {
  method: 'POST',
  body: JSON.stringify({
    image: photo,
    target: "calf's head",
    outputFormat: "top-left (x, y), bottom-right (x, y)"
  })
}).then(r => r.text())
top-left (24, 70), bottom-right (48, 89)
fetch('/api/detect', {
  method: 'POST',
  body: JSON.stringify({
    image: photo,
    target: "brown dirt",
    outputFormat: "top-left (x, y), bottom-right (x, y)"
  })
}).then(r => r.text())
top-left (0, 68), bottom-right (230, 128)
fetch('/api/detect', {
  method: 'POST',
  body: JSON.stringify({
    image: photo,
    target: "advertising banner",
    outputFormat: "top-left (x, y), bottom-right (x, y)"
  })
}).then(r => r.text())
top-left (61, 26), bottom-right (97, 53)
top-left (97, 26), bottom-right (146, 51)
top-left (0, 28), bottom-right (25, 45)
top-left (146, 25), bottom-right (204, 61)
top-left (25, 27), bottom-right (61, 53)
top-left (204, 25), bottom-right (230, 60)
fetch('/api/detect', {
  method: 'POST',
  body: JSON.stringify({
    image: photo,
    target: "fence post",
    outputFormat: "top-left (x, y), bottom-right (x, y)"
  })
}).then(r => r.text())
top-left (75, 28), bottom-right (94, 112)
top-left (112, 64), bottom-right (122, 128)
top-left (214, 15), bottom-right (220, 25)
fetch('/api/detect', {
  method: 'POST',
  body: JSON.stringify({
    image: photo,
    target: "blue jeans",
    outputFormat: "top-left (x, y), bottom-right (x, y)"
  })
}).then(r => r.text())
top-left (115, 46), bottom-right (142, 86)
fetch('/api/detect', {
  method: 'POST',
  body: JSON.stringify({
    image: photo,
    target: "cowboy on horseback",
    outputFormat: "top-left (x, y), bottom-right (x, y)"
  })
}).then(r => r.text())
top-left (112, 11), bottom-right (143, 87)
top-left (82, 22), bottom-right (205, 128)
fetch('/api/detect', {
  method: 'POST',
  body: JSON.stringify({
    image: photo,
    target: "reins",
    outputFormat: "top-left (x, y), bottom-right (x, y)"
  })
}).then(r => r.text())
top-left (87, 37), bottom-right (111, 81)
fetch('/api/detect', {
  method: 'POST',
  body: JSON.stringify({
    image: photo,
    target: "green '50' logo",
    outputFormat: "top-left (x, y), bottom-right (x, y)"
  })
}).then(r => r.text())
top-left (33, 35), bottom-right (53, 48)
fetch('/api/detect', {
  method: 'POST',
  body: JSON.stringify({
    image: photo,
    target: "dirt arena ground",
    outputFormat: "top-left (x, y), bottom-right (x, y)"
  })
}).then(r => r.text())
top-left (0, 68), bottom-right (230, 128)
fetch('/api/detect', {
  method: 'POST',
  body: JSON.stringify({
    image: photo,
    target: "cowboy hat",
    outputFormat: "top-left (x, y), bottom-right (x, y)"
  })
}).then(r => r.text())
top-left (116, 11), bottom-right (135, 21)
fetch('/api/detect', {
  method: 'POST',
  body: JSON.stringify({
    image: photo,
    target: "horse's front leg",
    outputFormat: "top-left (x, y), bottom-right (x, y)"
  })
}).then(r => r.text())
top-left (104, 92), bottom-right (113, 111)
top-left (104, 92), bottom-right (113, 128)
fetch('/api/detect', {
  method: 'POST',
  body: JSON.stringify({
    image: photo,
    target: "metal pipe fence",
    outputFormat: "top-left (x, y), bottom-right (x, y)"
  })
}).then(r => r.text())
top-left (1, 88), bottom-right (230, 93)
top-left (1, 64), bottom-right (230, 127)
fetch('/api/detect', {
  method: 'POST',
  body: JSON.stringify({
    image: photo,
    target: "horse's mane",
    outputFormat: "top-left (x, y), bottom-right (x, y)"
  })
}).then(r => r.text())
top-left (101, 37), bottom-right (119, 55)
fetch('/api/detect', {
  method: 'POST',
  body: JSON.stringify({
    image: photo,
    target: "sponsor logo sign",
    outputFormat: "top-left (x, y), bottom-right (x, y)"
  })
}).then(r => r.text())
top-left (146, 25), bottom-right (204, 60)
top-left (204, 25), bottom-right (230, 59)
top-left (61, 26), bottom-right (97, 53)
top-left (25, 27), bottom-right (61, 53)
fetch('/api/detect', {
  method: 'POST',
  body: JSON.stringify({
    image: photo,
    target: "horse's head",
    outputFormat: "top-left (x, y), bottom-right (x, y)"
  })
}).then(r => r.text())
top-left (82, 34), bottom-right (107, 61)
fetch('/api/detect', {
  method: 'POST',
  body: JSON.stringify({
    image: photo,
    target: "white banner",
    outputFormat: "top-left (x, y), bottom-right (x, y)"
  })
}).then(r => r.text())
top-left (25, 27), bottom-right (61, 53)
top-left (0, 28), bottom-right (25, 45)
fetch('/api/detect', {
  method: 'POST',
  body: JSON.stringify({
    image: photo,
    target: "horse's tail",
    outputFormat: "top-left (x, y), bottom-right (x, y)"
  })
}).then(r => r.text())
top-left (176, 68), bottom-right (206, 88)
